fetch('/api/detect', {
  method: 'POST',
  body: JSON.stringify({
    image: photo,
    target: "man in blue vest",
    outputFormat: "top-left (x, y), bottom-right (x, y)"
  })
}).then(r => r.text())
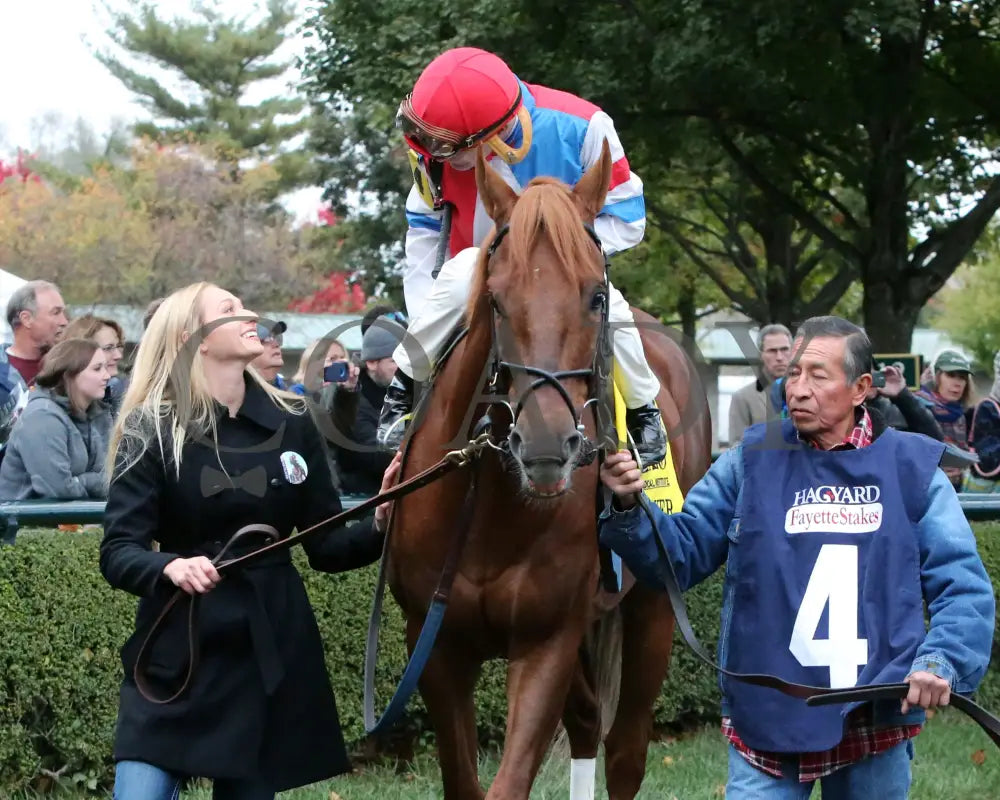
top-left (599, 315), bottom-right (995, 798)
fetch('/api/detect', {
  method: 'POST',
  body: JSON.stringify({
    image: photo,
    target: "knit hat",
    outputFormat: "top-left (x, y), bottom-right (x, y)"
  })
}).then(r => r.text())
top-left (361, 322), bottom-right (402, 361)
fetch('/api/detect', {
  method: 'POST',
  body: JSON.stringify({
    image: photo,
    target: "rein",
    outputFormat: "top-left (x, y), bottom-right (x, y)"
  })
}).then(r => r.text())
top-left (621, 476), bottom-right (1000, 749)
top-left (132, 434), bottom-right (494, 705)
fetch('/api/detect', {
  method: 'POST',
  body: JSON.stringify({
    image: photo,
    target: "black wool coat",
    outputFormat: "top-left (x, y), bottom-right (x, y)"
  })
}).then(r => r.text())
top-left (100, 378), bottom-right (383, 791)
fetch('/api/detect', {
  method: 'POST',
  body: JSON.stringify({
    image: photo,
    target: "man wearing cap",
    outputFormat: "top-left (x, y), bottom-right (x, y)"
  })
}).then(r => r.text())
top-left (599, 316), bottom-right (994, 798)
top-left (916, 349), bottom-right (976, 488)
top-left (250, 321), bottom-right (299, 393)
top-left (335, 321), bottom-right (401, 494)
top-left (378, 46), bottom-right (665, 464)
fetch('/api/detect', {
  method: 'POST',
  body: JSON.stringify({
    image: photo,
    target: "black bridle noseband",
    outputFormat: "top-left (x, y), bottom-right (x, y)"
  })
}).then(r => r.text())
top-left (482, 221), bottom-right (614, 466)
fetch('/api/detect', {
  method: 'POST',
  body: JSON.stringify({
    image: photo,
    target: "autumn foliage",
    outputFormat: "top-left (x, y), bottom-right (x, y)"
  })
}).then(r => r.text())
top-left (287, 271), bottom-right (366, 313)
top-left (0, 142), bottom-right (342, 307)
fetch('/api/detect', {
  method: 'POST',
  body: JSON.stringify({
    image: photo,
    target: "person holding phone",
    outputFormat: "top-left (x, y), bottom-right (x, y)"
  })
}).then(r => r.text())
top-left (332, 321), bottom-right (403, 495)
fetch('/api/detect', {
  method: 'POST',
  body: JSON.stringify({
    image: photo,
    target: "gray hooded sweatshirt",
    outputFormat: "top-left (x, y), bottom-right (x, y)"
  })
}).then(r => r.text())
top-left (0, 387), bottom-right (113, 500)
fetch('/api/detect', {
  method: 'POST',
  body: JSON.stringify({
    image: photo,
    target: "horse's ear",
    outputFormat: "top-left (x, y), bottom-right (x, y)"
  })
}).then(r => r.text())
top-left (476, 148), bottom-right (517, 227)
top-left (573, 139), bottom-right (612, 222)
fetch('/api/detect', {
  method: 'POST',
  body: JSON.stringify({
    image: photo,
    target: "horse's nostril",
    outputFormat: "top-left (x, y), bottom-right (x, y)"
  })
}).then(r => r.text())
top-left (563, 431), bottom-right (583, 461)
top-left (509, 429), bottom-right (523, 458)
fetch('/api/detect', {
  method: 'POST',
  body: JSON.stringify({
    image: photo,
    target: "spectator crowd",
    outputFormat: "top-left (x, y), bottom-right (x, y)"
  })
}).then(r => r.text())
top-left (4, 277), bottom-right (1000, 510)
top-left (0, 280), bottom-right (409, 507)
top-left (729, 324), bottom-right (1000, 493)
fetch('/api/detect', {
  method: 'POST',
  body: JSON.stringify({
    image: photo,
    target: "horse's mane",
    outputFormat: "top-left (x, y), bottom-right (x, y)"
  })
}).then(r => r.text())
top-left (468, 178), bottom-right (604, 322)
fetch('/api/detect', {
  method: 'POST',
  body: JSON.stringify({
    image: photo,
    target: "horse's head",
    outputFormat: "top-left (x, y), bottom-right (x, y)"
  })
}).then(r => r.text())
top-left (471, 142), bottom-right (613, 498)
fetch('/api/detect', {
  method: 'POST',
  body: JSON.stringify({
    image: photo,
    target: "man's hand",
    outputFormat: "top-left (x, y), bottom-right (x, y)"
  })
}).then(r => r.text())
top-left (374, 452), bottom-right (403, 532)
top-left (600, 450), bottom-right (644, 510)
top-left (901, 670), bottom-right (951, 713)
top-left (877, 364), bottom-right (906, 399)
top-left (162, 557), bottom-right (221, 595)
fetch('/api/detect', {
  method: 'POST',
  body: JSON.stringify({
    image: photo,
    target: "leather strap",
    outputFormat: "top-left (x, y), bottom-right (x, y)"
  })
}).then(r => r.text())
top-left (363, 465), bottom-right (479, 734)
top-left (631, 491), bottom-right (1000, 748)
top-left (133, 441), bottom-right (488, 704)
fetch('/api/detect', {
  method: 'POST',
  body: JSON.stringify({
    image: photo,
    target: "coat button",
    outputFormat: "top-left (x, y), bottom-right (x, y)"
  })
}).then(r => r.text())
top-left (270, 478), bottom-right (280, 487)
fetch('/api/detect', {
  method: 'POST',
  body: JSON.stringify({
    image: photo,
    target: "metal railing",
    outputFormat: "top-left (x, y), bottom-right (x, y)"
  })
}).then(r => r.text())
top-left (1, 491), bottom-right (999, 545)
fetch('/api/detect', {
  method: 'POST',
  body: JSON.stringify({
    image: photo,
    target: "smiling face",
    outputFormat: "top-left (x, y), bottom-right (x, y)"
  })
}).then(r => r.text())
top-left (196, 286), bottom-right (261, 363)
top-left (70, 348), bottom-right (110, 406)
top-left (785, 335), bottom-right (870, 446)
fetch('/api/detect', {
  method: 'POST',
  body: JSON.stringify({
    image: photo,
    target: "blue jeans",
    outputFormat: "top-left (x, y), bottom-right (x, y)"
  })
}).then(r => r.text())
top-left (113, 760), bottom-right (275, 800)
top-left (726, 740), bottom-right (913, 799)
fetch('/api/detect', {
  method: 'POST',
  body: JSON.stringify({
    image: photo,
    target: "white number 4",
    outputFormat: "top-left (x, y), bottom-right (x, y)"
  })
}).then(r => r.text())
top-left (789, 544), bottom-right (869, 688)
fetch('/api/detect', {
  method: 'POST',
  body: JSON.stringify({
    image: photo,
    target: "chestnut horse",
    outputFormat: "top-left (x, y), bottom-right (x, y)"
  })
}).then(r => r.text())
top-left (389, 144), bottom-right (711, 799)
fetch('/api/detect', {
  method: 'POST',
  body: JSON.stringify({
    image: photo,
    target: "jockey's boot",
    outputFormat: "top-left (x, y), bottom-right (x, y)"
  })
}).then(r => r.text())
top-left (625, 403), bottom-right (667, 466)
top-left (377, 370), bottom-right (415, 451)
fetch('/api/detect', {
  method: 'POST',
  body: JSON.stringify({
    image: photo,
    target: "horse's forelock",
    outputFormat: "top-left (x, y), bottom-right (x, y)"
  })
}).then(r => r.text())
top-left (504, 181), bottom-right (604, 293)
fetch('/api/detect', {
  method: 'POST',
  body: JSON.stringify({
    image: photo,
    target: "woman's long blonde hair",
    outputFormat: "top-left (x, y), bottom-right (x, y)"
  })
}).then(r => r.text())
top-left (107, 282), bottom-right (303, 479)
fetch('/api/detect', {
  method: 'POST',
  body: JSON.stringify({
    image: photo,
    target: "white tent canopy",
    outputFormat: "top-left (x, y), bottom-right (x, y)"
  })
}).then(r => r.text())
top-left (0, 269), bottom-right (26, 343)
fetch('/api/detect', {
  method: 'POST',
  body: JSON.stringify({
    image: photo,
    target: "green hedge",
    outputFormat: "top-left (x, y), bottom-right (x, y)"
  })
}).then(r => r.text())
top-left (1, 525), bottom-right (999, 794)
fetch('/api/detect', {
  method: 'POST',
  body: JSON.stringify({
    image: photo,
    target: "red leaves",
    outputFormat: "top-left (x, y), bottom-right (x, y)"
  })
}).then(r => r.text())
top-left (317, 205), bottom-right (338, 226)
top-left (288, 271), bottom-right (367, 313)
top-left (0, 150), bottom-right (41, 187)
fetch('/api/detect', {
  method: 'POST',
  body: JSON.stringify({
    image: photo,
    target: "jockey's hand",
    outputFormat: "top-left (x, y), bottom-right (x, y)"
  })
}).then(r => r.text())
top-left (600, 450), bottom-right (644, 510)
top-left (901, 670), bottom-right (951, 713)
top-left (374, 452), bottom-right (403, 533)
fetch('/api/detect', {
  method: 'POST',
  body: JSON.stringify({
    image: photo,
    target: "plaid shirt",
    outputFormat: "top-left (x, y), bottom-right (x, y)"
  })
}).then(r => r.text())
top-left (724, 406), bottom-right (922, 781)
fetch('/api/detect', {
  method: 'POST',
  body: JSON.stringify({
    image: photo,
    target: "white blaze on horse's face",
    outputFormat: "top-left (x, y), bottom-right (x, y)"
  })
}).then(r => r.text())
top-left (477, 148), bottom-right (613, 500)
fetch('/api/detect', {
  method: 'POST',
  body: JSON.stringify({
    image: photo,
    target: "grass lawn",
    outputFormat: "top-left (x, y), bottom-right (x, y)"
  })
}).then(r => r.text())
top-left (21, 709), bottom-right (996, 799)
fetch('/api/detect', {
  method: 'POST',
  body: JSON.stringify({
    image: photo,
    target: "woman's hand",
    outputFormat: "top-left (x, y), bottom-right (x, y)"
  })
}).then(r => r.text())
top-left (162, 557), bottom-right (221, 595)
top-left (374, 452), bottom-right (403, 532)
top-left (343, 362), bottom-right (361, 391)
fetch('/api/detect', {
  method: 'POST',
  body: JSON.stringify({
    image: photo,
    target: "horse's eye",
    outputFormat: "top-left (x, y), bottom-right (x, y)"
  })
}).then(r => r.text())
top-left (589, 290), bottom-right (607, 312)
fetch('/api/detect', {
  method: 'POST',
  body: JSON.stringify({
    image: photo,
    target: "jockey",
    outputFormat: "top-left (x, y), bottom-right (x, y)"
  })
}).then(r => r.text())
top-left (378, 47), bottom-right (666, 465)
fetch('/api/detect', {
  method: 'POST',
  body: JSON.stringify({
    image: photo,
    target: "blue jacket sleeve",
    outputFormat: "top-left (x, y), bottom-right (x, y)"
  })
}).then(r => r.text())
top-left (910, 469), bottom-right (996, 692)
top-left (598, 446), bottom-right (741, 591)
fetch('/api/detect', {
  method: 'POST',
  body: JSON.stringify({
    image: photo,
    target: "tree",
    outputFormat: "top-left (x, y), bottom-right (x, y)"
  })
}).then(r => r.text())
top-left (300, 0), bottom-right (854, 327)
top-left (582, 0), bottom-right (1000, 350)
top-left (97, 0), bottom-right (308, 189)
top-left (0, 142), bottom-right (321, 307)
top-left (303, 0), bottom-right (1000, 349)
top-left (936, 227), bottom-right (1000, 366)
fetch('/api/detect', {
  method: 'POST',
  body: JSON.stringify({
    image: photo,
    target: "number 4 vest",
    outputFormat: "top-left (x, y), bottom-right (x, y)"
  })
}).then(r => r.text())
top-left (727, 419), bottom-right (945, 752)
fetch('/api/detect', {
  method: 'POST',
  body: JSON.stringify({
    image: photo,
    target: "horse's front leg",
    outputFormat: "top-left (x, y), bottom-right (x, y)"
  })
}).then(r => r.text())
top-left (486, 624), bottom-right (588, 800)
top-left (413, 622), bottom-right (485, 800)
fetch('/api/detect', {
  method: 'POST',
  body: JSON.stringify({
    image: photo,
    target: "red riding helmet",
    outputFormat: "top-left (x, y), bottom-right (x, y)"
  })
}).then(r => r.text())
top-left (398, 47), bottom-right (532, 164)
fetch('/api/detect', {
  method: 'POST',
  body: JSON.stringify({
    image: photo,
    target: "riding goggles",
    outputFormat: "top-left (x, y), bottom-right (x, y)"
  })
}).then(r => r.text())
top-left (396, 88), bottom-right (523, 160)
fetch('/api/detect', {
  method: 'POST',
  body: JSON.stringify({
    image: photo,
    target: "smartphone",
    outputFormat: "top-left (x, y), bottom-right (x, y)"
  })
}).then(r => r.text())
top-left (324, 361), bottom-right (351, 383)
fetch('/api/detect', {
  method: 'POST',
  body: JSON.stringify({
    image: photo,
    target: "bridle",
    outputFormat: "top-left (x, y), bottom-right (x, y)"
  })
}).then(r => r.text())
top-left (482, 221), bottom-right (615, 466)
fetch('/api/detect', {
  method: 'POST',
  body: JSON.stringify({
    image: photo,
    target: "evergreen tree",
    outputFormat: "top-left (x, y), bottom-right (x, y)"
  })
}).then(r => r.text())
top-left (97, 0), bottom-right (308, 187)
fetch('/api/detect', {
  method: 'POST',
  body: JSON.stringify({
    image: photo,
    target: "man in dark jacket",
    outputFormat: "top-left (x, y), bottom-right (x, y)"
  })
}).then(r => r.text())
top-left (334, 321), bottom-right (402, 495)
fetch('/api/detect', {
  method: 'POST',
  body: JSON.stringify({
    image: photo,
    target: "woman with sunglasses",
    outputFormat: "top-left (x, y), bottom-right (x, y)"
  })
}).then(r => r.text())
top-left (380, 47), bottom-right (665, 465)
top-left (249, 320), bottom-right (301, 393)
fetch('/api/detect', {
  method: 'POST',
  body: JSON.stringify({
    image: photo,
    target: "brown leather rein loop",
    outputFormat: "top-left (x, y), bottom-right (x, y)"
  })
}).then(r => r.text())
top-left (133, 436), bottom-right (493, 704)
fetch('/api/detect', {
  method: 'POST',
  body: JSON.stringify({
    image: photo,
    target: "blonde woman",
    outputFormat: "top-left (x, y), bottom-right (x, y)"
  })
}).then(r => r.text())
top-left (99, 283), bottom-right (396, 800)
top-left (290, 336), bottom-right (358, 394)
